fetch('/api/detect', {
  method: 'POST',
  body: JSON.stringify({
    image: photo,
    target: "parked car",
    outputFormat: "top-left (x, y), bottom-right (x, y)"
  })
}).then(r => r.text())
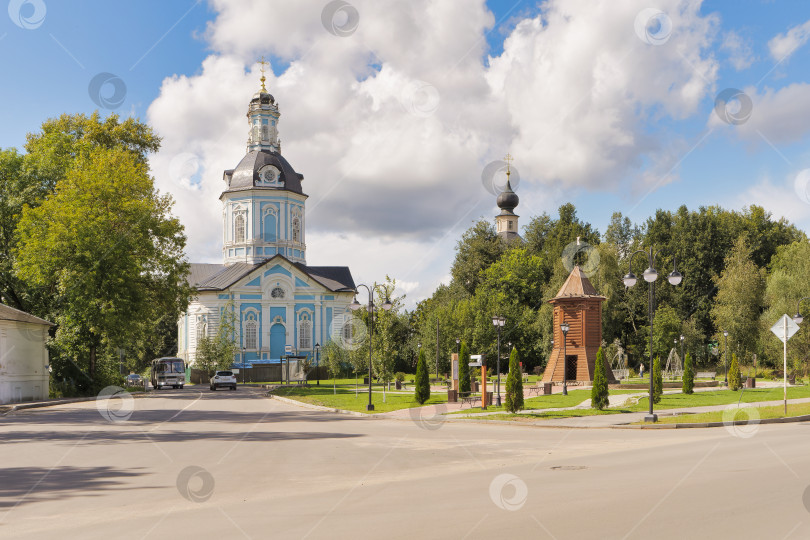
top-left (126, 374), bottom-right (143, 387)
top-left (210, 371), bottom-right (237, 391)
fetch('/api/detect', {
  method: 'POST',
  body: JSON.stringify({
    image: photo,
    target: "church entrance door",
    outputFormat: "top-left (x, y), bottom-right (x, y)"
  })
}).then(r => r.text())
top-left (270, 323), bottom-right (285, 361)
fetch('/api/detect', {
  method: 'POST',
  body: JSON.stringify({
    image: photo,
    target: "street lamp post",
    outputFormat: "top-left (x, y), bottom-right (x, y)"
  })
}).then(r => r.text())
top-left (623, 246), bottom-right (683, 422)
top-left (723, 330), bottom-right (729, 385)
top-left (792, 297), bottom-right (810, 324)
top-left (314, 343), bottom-right (320, 386)
top-left (241, 346), bottom-right (246, 386)
top-left (680, 335), bottom-right (684, 363)
top-left (350, 284), bottom-right (393, 411)
top-left (492, 316), bottom-right (505, 406)
top-left (560, 322), bottom-right (569, 396)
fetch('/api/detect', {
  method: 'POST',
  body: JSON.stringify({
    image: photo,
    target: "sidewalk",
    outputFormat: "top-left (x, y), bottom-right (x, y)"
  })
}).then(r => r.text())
top-left (381, 380), bottom-right (803, 428)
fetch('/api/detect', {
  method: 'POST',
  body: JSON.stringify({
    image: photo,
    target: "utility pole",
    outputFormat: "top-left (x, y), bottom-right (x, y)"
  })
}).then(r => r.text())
top-left (436, 318), bottom-right (440, 380)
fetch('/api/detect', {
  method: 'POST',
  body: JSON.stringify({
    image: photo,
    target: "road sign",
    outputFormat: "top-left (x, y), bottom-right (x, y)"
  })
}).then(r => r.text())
top-left (285, 344), bottom-right (293, 354)
top-left (771, 314), bottom-right (801, 415)
top-left (770, 314), bottom-right (800, 343)
top-left (469, 354), bottom-right (483, 367)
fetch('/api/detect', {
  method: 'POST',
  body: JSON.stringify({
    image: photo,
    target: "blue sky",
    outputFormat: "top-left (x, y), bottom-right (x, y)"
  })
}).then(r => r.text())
top-left (3, 0), bottom-right (810, 305)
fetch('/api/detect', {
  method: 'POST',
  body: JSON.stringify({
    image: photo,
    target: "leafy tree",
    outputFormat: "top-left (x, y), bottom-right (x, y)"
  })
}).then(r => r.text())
top-left (728, 353), bottom-right (741, 391)
top-left (15, 147), bottom-right (190, 382)
top-left (414, 348), bottom-right (430, 404)
top-left (450, 219), bottom-right (504, 294)
top-left (322, 339), bottom-right (348, 393)
top-left (459, 341), bottom-right (470, 393)
top-left (711, 237), bottom-right (765, 362)
top-left (653, 356), bottom-right (663, 404)
top-left (591, 347), bottom-right (609, 410)
top-left (682, 352), bottom-right (694, 394)
top-left (504, 346), bottom-right (524, 413)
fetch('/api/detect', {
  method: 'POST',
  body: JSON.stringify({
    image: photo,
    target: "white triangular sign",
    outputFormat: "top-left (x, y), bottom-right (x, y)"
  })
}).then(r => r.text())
top-left (770, 314), bottom-right (800, 343)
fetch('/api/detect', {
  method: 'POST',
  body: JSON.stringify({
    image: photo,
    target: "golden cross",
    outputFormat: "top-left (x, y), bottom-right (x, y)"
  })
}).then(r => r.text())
top-left (503, 152), bottom-right (513, 177)
top-left (258, 56), bottom-right (269, 91)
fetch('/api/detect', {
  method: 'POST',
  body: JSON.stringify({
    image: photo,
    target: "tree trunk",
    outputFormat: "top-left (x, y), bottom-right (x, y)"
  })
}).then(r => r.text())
top-left (89, 344), bottom-right (96, 380)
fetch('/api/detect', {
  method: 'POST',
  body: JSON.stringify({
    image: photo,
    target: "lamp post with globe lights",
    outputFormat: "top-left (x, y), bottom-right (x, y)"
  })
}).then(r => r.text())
top-left (560, 322), bottom-right (570, 395)
top-left (492, 316), bottom-right (506, 406)
top-left (792, 297), bottom-right (810, 325)
top-left (350, 284), bottom-right (392, 411)
top-left (622, 246), bottom-right (683, 422)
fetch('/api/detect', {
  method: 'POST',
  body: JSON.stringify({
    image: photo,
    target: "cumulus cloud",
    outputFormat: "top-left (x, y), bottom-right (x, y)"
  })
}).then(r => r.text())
top-left (768, 19), bottom-right (810, 62)
top-left (721, 30), bottom-right (754, 70)
top-left (147, 0), bottom-right (721, 305)
top-left (708, 83), bottom-right (810, 144)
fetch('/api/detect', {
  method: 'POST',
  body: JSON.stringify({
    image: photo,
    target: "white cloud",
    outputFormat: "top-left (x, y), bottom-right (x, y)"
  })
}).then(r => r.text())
top-left (768, 19), bottom-right (810, 62)
top-left (721, 30), bottom-right (754, 70)
top-left (708, 83), bottom-right (810, 144)
top-left (736, 175), bottom-right (810, 228)
top-left (147, 0), bottom-right (721, 308)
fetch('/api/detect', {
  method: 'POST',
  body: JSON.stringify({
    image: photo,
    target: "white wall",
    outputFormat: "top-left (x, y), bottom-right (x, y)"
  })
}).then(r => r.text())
top-left (0, 321), bottom-right (49, 404)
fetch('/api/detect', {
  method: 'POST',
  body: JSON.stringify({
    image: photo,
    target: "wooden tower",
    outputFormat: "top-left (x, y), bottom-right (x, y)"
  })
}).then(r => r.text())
top-left (542, 266), bottom-right (616, 383)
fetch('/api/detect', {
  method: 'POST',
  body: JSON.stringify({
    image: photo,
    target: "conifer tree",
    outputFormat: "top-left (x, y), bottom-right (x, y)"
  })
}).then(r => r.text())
top-left (653, 356), bottom-right (663, 404)
top-left (414, 348), bottom-right (430, 404)
top-left (591, 347), bottom-right (610, 410)
top-left (682, 352), bottom-right (694, 395)
top-left (504, 347), bottom-right (524, 413)
top-left (459, 342), bottom-right (471, 393)
top-left (729, 352), bottom-right (741, 391)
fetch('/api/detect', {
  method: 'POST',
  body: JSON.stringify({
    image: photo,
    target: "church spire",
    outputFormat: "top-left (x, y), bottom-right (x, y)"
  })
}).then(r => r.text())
top-left (495, 151), bottom-right (520, 241)
top-left (246, 57), bottom-right (281, 154)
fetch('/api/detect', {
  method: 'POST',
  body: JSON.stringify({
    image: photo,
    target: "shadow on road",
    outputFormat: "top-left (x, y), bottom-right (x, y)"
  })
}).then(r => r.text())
top-left (0, 466), bottom-right (151, 509)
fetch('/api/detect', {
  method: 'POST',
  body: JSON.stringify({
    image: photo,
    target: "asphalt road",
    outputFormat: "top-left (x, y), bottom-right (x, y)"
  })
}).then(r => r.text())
top-left (1, 386), bottom-right (809, 539)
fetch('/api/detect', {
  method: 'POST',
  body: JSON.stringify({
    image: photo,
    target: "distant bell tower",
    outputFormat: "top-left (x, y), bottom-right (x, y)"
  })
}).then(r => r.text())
top-left (246, 57), bottom-right (280, 154)
top-left (220, 58), bottom-right (307, 266)
top-left (495, 152), bottom-right (520, 241)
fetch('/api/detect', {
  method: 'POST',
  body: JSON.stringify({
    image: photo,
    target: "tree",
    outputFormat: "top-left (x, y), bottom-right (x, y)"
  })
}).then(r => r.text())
top-left (591, 347), bottom-right (609, 410)
top-left (459, 341), bottom-right (471, 393)
top-left (729, 353), bottom-right (741, 391)
top-left (653, 356), bottom-right (663, 404)
top-left (682, 353), bottom-right (694, 394)
top-left (450, 219), bottom-right (504, 295)
top-left (15, 147), bottom-right (190, 384)
top-left (322, 340), bottom-right (347, 394)
top-left (711, 237), bottom-right (765, 362)
top-left (504, 346), bottom-right (524, 413)
top-left (414, 348), bottom-right (430, 404)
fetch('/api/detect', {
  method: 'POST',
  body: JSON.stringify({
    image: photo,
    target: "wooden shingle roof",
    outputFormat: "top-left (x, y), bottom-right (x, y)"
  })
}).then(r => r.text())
top-left (552, 266), bottom-right (605, 300)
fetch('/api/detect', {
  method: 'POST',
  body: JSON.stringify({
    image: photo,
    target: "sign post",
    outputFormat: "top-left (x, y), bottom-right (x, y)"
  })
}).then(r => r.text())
top-left (770, 314), bottom-right (800, 415)
top-left (470, 355), bottom-right (485, 409)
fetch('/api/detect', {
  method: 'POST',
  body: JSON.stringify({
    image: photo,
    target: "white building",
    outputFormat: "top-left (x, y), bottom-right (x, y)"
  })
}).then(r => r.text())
top-left (178, 78), bottom-right (356, 367)
top-left (0, 303), bottom-right (52, 404)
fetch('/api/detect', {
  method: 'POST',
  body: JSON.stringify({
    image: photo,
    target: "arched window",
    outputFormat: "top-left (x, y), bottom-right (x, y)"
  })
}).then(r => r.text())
top-left (292, 217), bottom-right (301, 243)
top-left (234, 214), bottom-right (245, 243)
top-left (298, 312), bottom-right (312, 350)
top-left (261, 124), bottom-right (269, 140)
top-left (262, 208), bottom-right (277, 242)
top-left (244, 312), bottom-right (258, 350)
top-left (271, 287), bottom-right (285, 299)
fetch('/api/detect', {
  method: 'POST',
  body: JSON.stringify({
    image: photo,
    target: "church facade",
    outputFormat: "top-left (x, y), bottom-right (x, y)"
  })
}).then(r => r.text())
top-left (177, 78), bottom-right (356, 367)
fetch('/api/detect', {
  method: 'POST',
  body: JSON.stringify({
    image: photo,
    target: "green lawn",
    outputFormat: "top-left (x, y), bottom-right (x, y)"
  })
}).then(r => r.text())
top-left (630, 385), bottom-right (810, 412)
top-left (449, 388), bottom-right (642, 414)
top-left (640, 401), bottom-right (810, 425)
top-left (268, 385), bottom-right (447, 414)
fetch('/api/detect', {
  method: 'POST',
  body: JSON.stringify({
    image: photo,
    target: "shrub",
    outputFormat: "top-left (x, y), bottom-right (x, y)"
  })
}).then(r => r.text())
top-left (395, 372), bottom-right (406, 383)
top-left (682, 353), bottom-right (694, 395)
top-left (505, 347), bottom-right (524, 413)
top-left (591, 347), bottom-right (610, 410)
top-left (653, 356), bottom-right (663, 404)
top-left (414, 349), bottom-right (430, 404)
top-left (729, 353), bottom-right (741, 391)
top-left (459, 342), bottom-right (471, 393)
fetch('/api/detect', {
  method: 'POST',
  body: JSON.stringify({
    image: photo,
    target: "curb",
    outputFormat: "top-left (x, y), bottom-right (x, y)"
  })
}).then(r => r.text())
top-left (1, 391), bottom-right (150, 417)
top-left (614, 413), bottom-right (810, 429)
top-left (267, 393), bottom-right (375, 418)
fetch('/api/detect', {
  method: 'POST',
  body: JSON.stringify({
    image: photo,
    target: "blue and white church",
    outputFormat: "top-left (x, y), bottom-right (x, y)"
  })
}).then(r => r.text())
top-left (178, 76), bottom-right (356, 367)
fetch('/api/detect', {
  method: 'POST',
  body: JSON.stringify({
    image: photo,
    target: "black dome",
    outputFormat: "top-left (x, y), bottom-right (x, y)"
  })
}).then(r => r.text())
top-left (222, 150), bottom-right (305, 196)
top-left (496, 181), bottom-right (519, 212)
